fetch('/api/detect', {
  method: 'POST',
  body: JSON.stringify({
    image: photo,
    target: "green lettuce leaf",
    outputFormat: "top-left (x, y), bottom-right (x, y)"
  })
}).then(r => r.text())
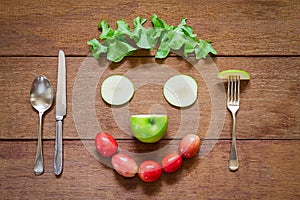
top-left (87, 38), bottom-right (108, 59)
top-left (155, 33), bottom-right (171, 58)
top-left (107, 40), bottom-right (136, 62)
top-left (183, 37), bottom-right (197, 57)
top-left (93, 20), bottom-right (136, 62)
top-left (195, 40), bottom-right (217, 59)
top-left (155, 17), bottom-right (198, 58)
top-left (116, 20), bottom-right (133, 37)
top-left (151, 14), bottom-right (173, 30)
top-left (131, 16), bottom-right (160, 49)
top-left (98, 20), bottom-right (115, 40)
top-left (87, 15), bottom-right (217, 62)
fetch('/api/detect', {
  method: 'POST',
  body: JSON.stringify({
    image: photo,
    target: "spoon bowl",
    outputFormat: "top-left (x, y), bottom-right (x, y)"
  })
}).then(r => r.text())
top-left (30, 75), bottom-right (54, 175)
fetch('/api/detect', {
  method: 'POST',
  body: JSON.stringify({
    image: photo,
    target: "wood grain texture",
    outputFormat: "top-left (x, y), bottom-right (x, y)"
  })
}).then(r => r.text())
top-left (0, 57), bottom-right (298, 139)
top-left (0, 140), bottom-right (299, 200)
top-left (0, 0), bottom-right (299, 199)
top-left (0, 0), bottom-right (299, 56)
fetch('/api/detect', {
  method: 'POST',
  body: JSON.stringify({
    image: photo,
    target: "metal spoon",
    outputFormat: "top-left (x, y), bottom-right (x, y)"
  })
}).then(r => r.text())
top-left (30, 75), bottom-right (53, 175)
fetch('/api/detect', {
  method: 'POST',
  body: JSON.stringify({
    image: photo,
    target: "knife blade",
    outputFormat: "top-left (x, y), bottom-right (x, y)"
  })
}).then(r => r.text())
top-left (54, 50), bottom-right (66, 176)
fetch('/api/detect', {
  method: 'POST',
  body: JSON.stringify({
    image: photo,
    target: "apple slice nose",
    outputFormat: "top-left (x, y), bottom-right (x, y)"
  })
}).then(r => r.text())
top-left (130, 114), bottom-right (168, 143)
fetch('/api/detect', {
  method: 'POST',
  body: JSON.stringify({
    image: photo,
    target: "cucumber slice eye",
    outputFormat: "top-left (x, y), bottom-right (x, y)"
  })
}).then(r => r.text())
top-left (163, 75), bottom-right (198, 108)
top-left (101, 75), bottom-right (134, 106)
top-left (217, 70), bottom-right (251, 80)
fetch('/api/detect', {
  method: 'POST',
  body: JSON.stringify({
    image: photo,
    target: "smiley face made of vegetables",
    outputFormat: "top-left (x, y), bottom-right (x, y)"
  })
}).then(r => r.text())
top-left (97, 74), bottom-right (200, 182)
top-left (100, 74), bottom-right (198, 143)
top-left (72, 57), bottom-right (226, 181)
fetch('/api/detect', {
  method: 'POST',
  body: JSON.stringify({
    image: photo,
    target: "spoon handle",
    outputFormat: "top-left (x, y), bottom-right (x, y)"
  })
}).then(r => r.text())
top-left (54, 119), bottom-right (63, 175)
top-left (34, 112), bottom-right (44, 175)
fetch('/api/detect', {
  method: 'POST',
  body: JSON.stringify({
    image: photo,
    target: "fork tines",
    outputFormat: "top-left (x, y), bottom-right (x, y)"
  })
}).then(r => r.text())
top-left (227, 76), bottom-right (240, 103)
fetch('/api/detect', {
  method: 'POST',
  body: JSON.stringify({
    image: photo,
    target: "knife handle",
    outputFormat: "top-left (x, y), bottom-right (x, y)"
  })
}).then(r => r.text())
top-left (54, 119), bottom-right (63, 176)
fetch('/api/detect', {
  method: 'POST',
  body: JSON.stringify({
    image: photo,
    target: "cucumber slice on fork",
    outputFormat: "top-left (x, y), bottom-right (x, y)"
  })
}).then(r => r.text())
top-left (217, 70), bottom-right (250, 80)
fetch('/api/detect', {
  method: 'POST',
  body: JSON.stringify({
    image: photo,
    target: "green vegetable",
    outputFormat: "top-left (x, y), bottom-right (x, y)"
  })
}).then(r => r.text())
top-left (88, 15), bottom-right (217, 62)
top-left (87, 38), bottom-right (107, 59)
top-left (131, 16), bottom-right (160, 49)
top-left (217, 70), bottom-right (251, 80)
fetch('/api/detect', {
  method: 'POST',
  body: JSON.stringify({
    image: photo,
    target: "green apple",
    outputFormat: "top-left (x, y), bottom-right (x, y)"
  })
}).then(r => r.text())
top-left (130, 114), bottom-right (168, 143)
top-left (217, 69), bottom-right (251, 80)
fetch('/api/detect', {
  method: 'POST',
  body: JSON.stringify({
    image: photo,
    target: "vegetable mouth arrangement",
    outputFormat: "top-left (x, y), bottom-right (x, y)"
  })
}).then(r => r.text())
top-left (88, 14), bottom-right (217, 62)
top-left (95, 132), bottom-right (201, 183)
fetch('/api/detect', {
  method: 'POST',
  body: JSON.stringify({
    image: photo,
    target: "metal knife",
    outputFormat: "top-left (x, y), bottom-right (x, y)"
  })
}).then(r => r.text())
top-left (54, 50), bottom-right (66, 176)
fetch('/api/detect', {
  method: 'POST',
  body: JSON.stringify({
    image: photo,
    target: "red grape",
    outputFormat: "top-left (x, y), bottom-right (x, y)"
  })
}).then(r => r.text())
top-left (161, 153), bottom-right (182, 173)
top-left (138, 160), bottom-right (162, 183)
top-left (95, 132), bottom-right (118, 157)
top-left (111, 153), bottom-right (138, 178)
top-left (179, 134), bottom-right (200, 158)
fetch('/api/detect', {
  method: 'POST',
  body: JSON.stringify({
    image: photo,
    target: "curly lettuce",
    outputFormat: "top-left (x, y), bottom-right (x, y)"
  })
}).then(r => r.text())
top-left (88, 15), bottom-right (217, 62)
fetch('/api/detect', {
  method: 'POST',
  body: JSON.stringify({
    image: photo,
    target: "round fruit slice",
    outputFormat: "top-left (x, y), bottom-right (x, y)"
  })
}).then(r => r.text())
top-left (217, 69), bottom-right (250, 80)
top-left (101, 75), bottom-right (134, 106)
top-left (163, 75), bottom-right (198, 108)
top-left (130, 114), bottom-right (168, 143)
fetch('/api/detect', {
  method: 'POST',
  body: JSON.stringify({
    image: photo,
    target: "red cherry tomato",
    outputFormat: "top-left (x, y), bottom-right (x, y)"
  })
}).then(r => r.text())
top-left (138, 160), bottom-right (162, 183)
top-left (179, 134), bottom-right (200, 158)
top-left (95, 132), bottom-right (118, 157)
top-left (111, 153), bottom-right (138, 178)
top-left (161, 153), bottom-right (182, 173)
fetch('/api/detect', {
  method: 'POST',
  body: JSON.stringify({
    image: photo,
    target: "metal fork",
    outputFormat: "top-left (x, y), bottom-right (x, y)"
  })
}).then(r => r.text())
top-left (227, 76), bottom-right (240, 171)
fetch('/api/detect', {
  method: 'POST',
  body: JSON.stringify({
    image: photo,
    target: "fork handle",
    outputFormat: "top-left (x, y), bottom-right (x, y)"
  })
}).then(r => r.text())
top-left (229, 113), bottom-right (239, 171)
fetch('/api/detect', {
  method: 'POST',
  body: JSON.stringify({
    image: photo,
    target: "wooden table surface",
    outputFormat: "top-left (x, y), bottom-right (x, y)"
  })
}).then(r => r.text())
top-left (1, 0), bottom-right (299, 199)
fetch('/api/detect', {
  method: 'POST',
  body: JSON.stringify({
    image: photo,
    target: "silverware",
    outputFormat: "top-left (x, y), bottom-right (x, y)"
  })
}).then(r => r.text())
top-left (227, 76), bottom-right (240, 171)
top-left (54, 50), bottom-right (66, 176)
top-left (30, 75), bottom-right (54, 175)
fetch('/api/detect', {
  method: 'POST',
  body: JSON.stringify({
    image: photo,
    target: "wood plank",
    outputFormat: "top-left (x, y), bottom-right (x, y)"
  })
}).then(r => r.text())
top-left (0, 57), bottom-right (299, 139)
top-left (0, 140), bottom-right (299, 199)
top-left (0, 0), bottom-right (299, 56)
